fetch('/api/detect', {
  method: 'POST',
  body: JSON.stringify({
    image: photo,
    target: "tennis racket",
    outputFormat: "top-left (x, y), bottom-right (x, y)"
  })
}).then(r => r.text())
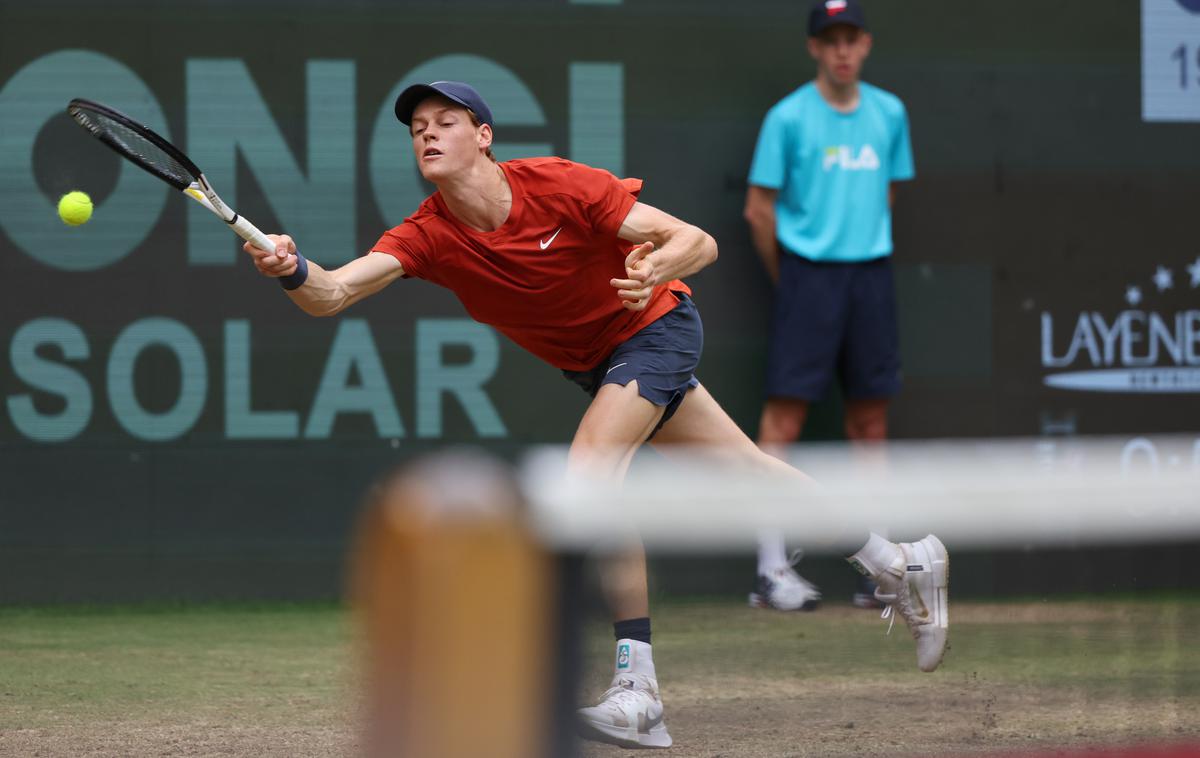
top-left (66, 97), bottom-right (281, 255)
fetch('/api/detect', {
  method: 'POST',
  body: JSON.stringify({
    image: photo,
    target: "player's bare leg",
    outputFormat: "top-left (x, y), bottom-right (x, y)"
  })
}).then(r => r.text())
top-left (656, 384), bottom-right (949, 672)
top-left (569, 381), bottom-right (662, 479)
top-left (656, 385), bottom-right (804, 474)
top-left (570, 381), bottom-right (674, 749)
top-left (568, 381), bottom-right (662, 620)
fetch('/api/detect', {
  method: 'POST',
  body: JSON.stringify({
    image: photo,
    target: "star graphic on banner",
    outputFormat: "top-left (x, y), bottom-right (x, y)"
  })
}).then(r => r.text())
top-left (1189, 257), bottom-right (1200, 288)
top-left (1152, 265), bottom-right (1173, 292)
top-left (1125, 285), bottom-right (1143, 307)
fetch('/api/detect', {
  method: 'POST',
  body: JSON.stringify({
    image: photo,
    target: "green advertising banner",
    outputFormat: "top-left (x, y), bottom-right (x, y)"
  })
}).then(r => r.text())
top-left (2, 0), bottom-right (1197, 600)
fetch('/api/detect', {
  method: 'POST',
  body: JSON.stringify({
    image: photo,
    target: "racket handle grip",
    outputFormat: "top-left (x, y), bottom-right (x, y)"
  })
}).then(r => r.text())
top-left (228, 214), bottom-right (279, 255)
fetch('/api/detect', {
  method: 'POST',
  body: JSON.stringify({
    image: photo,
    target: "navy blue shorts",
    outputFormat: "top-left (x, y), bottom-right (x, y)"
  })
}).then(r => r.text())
top-left (563, 292), bottom-right (702, 435)
top-left (766, 253), bottom-right (901, 402)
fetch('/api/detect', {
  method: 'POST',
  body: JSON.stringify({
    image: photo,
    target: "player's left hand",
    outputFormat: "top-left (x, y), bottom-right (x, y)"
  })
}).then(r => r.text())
top-left (611, 242), bottom-right (658, 311)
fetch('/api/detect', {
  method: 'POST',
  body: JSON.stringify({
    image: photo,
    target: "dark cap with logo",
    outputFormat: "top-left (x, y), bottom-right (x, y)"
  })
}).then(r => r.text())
top-left (394, 81), bottom-right (494, 127)
top-left (808, 0), bottom-right (868, 37)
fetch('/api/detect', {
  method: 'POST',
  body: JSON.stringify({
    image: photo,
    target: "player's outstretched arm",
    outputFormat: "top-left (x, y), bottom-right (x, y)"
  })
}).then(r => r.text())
top-left (243, 235), bottom-right (405, 317)
top-left (611, 202), bottom-right (717, 310)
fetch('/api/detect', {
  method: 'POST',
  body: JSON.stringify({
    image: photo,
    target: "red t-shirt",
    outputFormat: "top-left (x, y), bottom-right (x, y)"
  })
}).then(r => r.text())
top-left (371, 157), bottom-right (691, 371)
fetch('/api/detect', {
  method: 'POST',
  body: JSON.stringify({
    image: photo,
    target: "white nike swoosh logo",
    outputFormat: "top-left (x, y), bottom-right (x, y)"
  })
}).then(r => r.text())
top-left (539, 227), bottom-right (562, 250)
top-left (606, 362), bottom-right (628, 375)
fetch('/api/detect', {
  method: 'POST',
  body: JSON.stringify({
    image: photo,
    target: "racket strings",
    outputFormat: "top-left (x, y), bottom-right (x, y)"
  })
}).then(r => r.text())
top-left (69, 106), bottom-right (194, 190)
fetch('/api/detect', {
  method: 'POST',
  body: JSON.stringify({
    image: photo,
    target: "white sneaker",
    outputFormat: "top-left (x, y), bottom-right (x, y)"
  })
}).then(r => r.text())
top-left (872, 534), bottom-right (949, 672)
top-left (577, 672), bottom-right (672, 749)
top-left (749, 551), bottom-right (821, 611)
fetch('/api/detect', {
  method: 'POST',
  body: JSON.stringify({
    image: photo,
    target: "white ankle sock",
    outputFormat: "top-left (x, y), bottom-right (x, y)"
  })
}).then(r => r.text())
top-left (615, 638), bottom-right (656, 679)
top-left (848, 532), bottom-right (902, 578)
top-left (757, 529), bottom-right (790, 575)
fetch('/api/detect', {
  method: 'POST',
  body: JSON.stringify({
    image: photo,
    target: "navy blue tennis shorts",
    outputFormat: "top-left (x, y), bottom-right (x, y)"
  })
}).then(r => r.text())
top-left (562, 292), bottom-right (702, 435)
top-left (766, 253), bottom-right (901, 402)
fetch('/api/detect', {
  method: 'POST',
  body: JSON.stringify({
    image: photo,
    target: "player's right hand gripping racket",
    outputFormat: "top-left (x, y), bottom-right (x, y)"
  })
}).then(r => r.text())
top-left (66, 98), bottom-right (281, 255)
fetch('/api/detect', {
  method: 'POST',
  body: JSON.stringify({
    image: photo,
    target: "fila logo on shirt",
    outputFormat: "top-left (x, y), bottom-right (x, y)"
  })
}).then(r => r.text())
top-left (823, 144), bottom-right (880, 172)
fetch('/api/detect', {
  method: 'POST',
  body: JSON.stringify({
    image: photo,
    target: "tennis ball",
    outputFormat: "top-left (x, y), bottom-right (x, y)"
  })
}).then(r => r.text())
top-left (57, 191), bottom-right (93, 226)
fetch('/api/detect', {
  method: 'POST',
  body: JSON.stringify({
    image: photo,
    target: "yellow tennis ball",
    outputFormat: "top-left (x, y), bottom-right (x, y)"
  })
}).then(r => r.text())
top-left (58, 191), bottom-right (93, 226)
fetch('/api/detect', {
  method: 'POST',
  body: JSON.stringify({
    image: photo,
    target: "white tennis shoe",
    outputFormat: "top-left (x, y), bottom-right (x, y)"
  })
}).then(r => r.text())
top-left (749, 552), bottom-right (822, 611)
top-left (577, 672), bottom-right (672, 749)
top-left (872, 534), bottom-right (949, 672)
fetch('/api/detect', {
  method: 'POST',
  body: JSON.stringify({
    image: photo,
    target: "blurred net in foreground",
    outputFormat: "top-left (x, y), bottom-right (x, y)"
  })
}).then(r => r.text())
top-left (523, 436), bottom-right (1200, 552)
top-left (354, 437), bottom-right (1200, 758)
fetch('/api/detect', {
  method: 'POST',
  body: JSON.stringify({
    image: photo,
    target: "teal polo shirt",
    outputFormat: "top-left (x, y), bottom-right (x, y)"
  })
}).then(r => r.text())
top-left (748, 81), bottom-right (915, 262)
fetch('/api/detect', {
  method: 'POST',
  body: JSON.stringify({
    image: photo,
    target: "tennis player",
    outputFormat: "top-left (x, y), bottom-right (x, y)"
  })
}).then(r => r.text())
top-left (244, 81), bottom-right (948, 749)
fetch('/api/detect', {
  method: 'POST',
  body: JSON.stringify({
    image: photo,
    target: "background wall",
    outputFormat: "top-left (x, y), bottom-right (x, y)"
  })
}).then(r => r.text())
top-left (2, 0), bottom-right (1197, 602)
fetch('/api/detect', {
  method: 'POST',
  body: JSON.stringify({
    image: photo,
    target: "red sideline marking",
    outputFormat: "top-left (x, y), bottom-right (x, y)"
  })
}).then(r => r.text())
top-left (966, 745), bottom-right (1200, 758)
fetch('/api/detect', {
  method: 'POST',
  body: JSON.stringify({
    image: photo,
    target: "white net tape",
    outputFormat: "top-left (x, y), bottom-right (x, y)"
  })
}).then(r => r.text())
top-left (521, 436), bottom-right (1200, 552)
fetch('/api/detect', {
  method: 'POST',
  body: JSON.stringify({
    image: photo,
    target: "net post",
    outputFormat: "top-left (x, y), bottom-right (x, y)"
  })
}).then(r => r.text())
top-left (348, 449), bottom-right (571, 757)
